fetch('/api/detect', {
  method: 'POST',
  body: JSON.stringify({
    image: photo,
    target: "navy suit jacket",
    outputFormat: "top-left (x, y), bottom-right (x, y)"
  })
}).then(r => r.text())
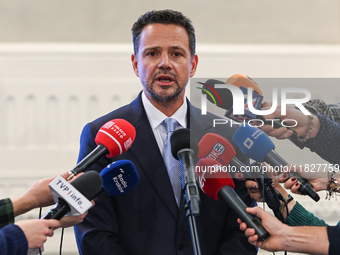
top-left (74, 92), bottom-right (257, 255)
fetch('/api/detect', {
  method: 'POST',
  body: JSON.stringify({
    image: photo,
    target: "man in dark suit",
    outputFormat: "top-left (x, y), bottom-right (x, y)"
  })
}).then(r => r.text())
top-left (74, 9), bottom-right (257, 255)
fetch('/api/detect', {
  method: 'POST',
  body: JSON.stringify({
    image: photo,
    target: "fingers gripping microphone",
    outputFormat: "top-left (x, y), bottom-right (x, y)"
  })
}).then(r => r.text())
top-left (226, 74), bottom-right (305, 149)
top-left (196, 158), bottom-right (269, 241)
top-left (199, 76), bottom-right (304, 149)
top-left (68, 119), bottom-right (136, 180)
top-left (233, 124), bottom-right (320, 202)
top-left (42, 171), bottom-right (103, 220)
top-left (171, 129), bottom-right (200, 216)
top-left (45, 161), bottom-right (139, 221)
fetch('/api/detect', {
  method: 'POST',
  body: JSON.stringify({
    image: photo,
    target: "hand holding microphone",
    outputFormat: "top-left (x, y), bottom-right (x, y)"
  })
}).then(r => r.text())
top-left (259, 102), bottom-right (320, 142)
top-left (232, 124), bottom-right (320, 202)
top-left (238, 206), bottom-right (289, 252)
top-left (200, 75), bottom-right (305, 149)
top-left (196, 158), bottom-right (269, 241)
top-left (42, 171), bottom-right (103, 220)
top-left (44, 159), bottom-right (139, 221)
top-left (67, 119), bottom-right (136, 180)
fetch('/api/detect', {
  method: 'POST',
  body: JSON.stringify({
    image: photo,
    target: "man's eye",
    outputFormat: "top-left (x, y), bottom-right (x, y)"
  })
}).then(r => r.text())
top-left (173, 52), bottom-right (182, 57)
top-left (146, 52), bottom-right (157, 57)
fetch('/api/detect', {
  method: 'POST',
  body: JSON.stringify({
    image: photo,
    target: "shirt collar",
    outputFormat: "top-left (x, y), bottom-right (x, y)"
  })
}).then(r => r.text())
top-left (142, 91), bottom-right (187, 130)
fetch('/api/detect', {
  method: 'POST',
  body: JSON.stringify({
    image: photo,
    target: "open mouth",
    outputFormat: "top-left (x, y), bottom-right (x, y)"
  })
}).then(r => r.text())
top-left (156, 75), bottom-right (174, 84)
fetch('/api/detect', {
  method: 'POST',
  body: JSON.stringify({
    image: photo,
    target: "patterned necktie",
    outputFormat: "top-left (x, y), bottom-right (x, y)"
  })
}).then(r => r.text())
top-left (162, 118), bottom-right (182, 207)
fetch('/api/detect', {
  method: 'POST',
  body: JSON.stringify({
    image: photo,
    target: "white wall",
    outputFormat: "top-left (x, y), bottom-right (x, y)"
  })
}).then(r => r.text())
top-left (1, 43), bottom-right (339, 254)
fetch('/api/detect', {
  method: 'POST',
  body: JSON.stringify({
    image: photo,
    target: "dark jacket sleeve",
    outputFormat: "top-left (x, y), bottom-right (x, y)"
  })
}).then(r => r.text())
top-left (327, 225), bottom-right (340, 255)
top-left (0, 224), bottom-right (28, 255)
top-left (0, 198), bottom-right (15, 229)
top-left (74, 123), bottom-right (127, 255)
top-left (305, 114), bottom-right (340, 164)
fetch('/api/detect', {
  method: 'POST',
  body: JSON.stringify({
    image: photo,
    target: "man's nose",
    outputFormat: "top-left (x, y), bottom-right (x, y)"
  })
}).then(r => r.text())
top-left (158, 53), bottom-right (171, 70)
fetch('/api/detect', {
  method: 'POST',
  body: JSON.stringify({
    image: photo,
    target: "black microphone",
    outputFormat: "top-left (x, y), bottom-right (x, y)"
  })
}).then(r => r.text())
top-left (196, 158), bottom-right (269, 241)
top-left (171, 128), bottom-right (200, 216)
top-left (42, 171), bottom-right (103, 220)
top-left (248, 162), bottom-right (285, 222)
top-left (233, 124), bottom-right (320, 202)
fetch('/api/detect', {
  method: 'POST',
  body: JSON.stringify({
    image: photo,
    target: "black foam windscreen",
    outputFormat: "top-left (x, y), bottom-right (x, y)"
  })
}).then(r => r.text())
top-left (70, 170), bottom-right (103, 200)
top-left (170, 128), bottom-right (199, 158)
top-left (201, 79), bottom-right (233, 110)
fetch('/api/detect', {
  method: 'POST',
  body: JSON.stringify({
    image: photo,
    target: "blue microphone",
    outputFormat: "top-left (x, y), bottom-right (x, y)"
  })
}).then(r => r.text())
top-left (233, 124), bottom-right (320, 202)
top-left (100, 160), bottom-right (139, 196)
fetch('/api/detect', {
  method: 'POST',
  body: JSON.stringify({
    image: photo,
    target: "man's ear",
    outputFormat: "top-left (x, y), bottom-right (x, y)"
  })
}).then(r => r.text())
top-left (190, 54), bottom-right (199, 77)
top-left (131, 54), bottom-right (139, 77)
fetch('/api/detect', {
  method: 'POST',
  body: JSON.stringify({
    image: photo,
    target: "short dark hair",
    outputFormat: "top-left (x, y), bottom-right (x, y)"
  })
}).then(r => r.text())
top-left (131, 9), bottom-right (196, 59)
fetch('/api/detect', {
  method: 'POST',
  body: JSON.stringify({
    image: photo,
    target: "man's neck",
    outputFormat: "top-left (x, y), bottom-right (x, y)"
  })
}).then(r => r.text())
top-left (144, 91), bottom-right (186, 117)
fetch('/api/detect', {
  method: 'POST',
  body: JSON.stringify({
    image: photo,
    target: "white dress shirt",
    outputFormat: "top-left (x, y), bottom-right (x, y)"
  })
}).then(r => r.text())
top-left (141, 91), bottom-right (187, 156)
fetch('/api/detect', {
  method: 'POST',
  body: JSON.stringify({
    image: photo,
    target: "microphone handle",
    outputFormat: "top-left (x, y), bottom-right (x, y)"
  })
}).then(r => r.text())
top-left (264, 151), bottom-right (320, 202)
top-left (258, 115), bottom-right (305, 149)
top-left (218, 186), bottom-right (269, 241)
top-left (247, 163), bottom-right (285, 222)
top-left (256, 178), bottom-right (285, 223)
top-left (288, 173), bottom-right (320, 202)
top-left (41, 198), bottom-right (70, 220)
top-left (68, 144), bottom-right (108, 179)
top-left (178, 149), bottom-right (200, 216)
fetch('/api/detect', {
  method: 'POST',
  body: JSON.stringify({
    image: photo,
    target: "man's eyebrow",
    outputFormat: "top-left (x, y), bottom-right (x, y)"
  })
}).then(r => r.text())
top-left (171, 46), bottom-right (185, 51)
top-left (142, 46), bottom-right (161, 52)
top-left (142, 46), bottom-right (185, 52)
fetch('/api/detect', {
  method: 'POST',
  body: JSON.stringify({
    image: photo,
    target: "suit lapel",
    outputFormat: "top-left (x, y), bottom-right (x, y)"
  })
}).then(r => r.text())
top-left (123, 93), bottom-right (179, 220)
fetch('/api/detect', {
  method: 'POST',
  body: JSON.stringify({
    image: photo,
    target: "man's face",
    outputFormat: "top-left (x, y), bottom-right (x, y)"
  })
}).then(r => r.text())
top-left (132, 23), bottom-right (198, 103)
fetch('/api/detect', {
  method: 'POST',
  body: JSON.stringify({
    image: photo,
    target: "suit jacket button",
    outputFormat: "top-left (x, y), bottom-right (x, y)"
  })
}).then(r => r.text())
top-left (177, 243), bottom-right (185, 251)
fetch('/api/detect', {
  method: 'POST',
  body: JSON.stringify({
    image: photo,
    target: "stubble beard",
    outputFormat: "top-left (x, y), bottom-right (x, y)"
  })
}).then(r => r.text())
top-left (146, 72), bottom-right (185, 103)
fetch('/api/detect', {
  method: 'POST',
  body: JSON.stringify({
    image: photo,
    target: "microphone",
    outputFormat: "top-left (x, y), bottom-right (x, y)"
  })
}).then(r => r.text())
top-left (171, 128), bottom-right (200, 216)
top-left (226, 74), bottom-right (305, 149)
top-left (197, 132), bottom-right (248, 177)
top-left (233, 124), bottom-right (320, 202)
top-left (99, 159), bottom-right (139, 196)
top-left (198, 79), bottom-right (233, 110)
top-left (44, 160), bottom-right (139, 220)
top-left (226, 73), bottom-right (263, 96)
top-left (200, 76), bottom-right (305, 149)
top-left (171, 129), bottom-right (202, 255)
top-left (42, 170), bottom-right (103, 220)
top-left (196, 158), bottom-right (269, 241)
top-left (197, 133), bottom-right (284, 222)
top-left (67, 119), bottom-right (136, 180)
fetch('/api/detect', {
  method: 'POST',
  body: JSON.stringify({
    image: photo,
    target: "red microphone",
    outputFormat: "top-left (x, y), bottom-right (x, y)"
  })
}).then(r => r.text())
top-left (68, 119), bottom-right (136, 180)
top-left (198, 133), bottom-right (248, 177)
top-left (196, 158), bottom-right (269, 241)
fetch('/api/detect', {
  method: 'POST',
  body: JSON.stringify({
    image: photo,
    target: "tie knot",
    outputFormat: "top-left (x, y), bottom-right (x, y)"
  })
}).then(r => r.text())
top-left (163, 118), bottom-right (178, 133)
